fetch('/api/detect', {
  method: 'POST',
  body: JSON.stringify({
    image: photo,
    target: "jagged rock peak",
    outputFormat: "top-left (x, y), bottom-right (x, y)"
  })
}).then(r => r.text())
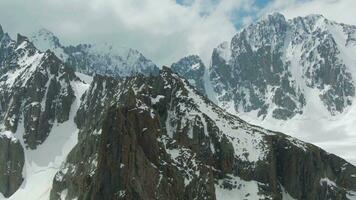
top-left (31, 28), bottom-right (62, 48)
top-left (171, 55), bottom-right (205, 73)
top-left (29, 29), bottom-right (160, 77)
top-left (171, 55), bottom-right (206, 94)
top-left (49, 67), bottom-right (356, 200)
top-left (260, 12), bottom-right (286, 23)
top-left (37, 28), bottom-right (56, 36)
top-left (0, 24), bottom-right (4, 39)
top-left (16, 34), bottom-right (29, 45)
top-left (208, 12), bottom-right (356, 120)
top-left (16, 34), bottom-right (37, 51)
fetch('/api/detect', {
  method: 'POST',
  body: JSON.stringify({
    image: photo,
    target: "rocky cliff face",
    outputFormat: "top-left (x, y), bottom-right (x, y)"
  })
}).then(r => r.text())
top-left (220, 13), bottom-right (355, 119)
top-left (0, 133), bottom-right (24, 198)
top-left (175, 13), bottom-right (356, 120)
top-left (0, 26), bottom-right (87, 198)
top-left (30, 29), bottom-right (159, 77)
top-left (0, 25), bottom-right (15, 67)
top-left (1, 22), bottom-right (356, 200)
top-left (171, 55), bottom-right (206, 95)
top-left (0, 34), bottom-right (77, 149)
top-left (50, 67), bottom-right (356, 200)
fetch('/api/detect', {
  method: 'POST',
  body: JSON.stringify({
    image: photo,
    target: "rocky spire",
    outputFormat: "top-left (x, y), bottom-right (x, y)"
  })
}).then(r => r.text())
top-left (16, 33), bottom-right (29, 45)
top-left (0, 24), bottom-right (4, 40)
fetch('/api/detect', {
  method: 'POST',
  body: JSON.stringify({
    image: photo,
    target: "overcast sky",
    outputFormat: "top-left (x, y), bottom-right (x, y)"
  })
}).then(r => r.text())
top-left (0, 0), bottom-right (355, 66)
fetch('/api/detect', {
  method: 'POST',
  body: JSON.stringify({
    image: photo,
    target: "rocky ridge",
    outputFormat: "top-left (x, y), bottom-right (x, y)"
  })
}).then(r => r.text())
top-left (30, 29), bottom-right (159, 77)
top-left (174, 13), bottom-right (356, 120)
top-left (0, 25), bottom-right (89, 199)
top-left (0, 22), bottom-right (356, 200)
top-left (50, 67), bottom-right (356, 200)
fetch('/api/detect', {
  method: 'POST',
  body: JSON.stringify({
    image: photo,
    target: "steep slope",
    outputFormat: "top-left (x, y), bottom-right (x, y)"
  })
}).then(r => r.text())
top-left (30, 29), bottom-right (159, 77)
top-left (0, 25), bottom-right (16, 66)
top-left (50, 67), bottom-right (356, 200)
top-left (0, 28), bottom-right (90, 199)
top-left (174, 13), bottom-right (356, 164)
top-left (171, 55), bottom-right (206, 94)
top-left (209, 13), bottom-right (356, 120)
top-left (1, 22), bottom-right (356, 200)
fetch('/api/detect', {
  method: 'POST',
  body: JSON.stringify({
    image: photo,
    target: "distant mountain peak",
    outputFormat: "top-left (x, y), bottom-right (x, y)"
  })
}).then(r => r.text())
top-left (31, 28), bottom-right (63, 50)
top-left (171, 54), bottom-right (206, 94)
top-left (261, 12), bottom-right (286, 22)
top-left (37, 28), bottom-right (55, 35)
top-left (29, 29), bottom-right (159, 77)
top-left (2, 15), bottom-right (356, 199)
top-left (304, 13), bottom-right (325, 19)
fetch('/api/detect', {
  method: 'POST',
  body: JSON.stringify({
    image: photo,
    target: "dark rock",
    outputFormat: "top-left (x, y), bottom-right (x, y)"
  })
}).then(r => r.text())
top-left (0, 24), bottom-right (3, 40)
top-left (209, 13), bottom-right (355, 119)
top-left (51, 70), bottom-right (356, 199)
top-left (0, 135), bottom-right (24, 197)
top-left (171, 55), bottom-right (206, 95)
top-left (0, 34), bottom-right (77, 149)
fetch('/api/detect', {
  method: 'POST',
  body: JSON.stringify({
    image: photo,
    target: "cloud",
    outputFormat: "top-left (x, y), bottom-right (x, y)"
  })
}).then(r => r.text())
top-left (0, 0), bottom-right (257, 66)
top-left (262, 0), bottom-right (356, 25)
top-left (0, 0), bottom-right (355, 67)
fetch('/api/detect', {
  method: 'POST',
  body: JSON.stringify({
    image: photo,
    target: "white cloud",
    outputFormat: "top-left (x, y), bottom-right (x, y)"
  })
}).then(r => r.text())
top-left (0, 0), bottom-right (255, 66)
top-left (262, 0), bottom-right (356, 25)
top-left (1, 0), bottom-right (354, 67)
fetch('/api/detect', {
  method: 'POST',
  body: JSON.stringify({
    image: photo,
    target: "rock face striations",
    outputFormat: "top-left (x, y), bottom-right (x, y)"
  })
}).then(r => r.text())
top-left (171, 55), bottom-right (206, 95)
top-left (50, 68), bottom-right (356, 200)
top-left (30, 29), bottom-right (159, 77)
top-left (1, 18), bottom-right (356, 200)
top-left (174, 13), bottom-right (356, 120)
top-left (0, 26), bottom-right (86, 198)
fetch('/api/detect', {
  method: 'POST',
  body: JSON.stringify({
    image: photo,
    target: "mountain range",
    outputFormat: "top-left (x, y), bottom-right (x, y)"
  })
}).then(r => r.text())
top-left (1, 13), bottom-right (356, 200)
top-left (30, 28), bottom-right (159, 77)
top-left (171, 13), bottom-right (356, 165)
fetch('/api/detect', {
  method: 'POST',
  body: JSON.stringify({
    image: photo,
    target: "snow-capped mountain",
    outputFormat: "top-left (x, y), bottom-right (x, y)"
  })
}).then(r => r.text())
top-left (30, 29), bottom-right (159, 77)
top-left (0, 28), bottom-right (90, 199)
top-left (171, 55), bottom-right (206, 94)
top-left (50, 67), bottom-right (356, 200)
top-left (209, 13), bottom-right (356, 120)
top-left (172, 13), bottom-right (356, 164)
top-left (2, 24), bottom-right (356, 199)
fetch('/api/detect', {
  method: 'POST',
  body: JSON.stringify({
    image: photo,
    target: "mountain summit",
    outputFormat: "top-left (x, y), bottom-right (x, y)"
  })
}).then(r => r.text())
top-left (30, 29), bottom-right (159, 77)
top-left (1, 13), bottom-right (356, 200)
top-left (171, 13), bottom-right (356, 163)
top-left (207, 13), bottom-right (356, 120)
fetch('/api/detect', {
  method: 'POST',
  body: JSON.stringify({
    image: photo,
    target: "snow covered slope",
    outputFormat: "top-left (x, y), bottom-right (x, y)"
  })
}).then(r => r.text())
top-left (209, 13), bottom-right (356, 119)
top-left (2, 20), bottom-right (356, 199)
top-left (0, 28), bottom-right (91, 199)
top-left (171, 55), bottom-right (206, 95)
top-left (30, 29), bottom-right (159, 77)
top-left (222, 13), bottom-right (356, 165)
top-left (50, 67), bottom-right (356, 200)
top-left (174, 13), bottom-right (356, 165)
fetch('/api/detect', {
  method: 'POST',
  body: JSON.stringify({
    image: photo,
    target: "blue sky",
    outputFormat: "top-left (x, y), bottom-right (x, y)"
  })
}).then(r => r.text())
top-left (255, 0), bottom-right (269, 7)
top-left (0, 0), bottom-right (355, 66)
top-left (175, 0), bottom-right (272, 28)
top-left (175, 0), bottom-right (271, 27)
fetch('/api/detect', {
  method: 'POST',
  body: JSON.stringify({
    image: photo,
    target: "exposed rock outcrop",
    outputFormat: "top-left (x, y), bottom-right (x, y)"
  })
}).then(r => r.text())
top-left (51, 68), bottom-right (356, 200)
top-left (0, 134), bottom-right (24, 198)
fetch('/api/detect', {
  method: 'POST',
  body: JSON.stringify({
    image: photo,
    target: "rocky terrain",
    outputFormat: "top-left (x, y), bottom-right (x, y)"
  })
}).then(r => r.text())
top-left (172, 13), bottom-right (356, 164)
top-left (171, 55), bottom-right (206, 95)
top-left (0, 26), bottom-right (89, 199)
top-left (174, 13), bottom-right (356, 120)
top-left (49, 67), bottom-right (356, 200)
top-left (30, 29), bottom-right (159, 77)
top-left (1, 15), bottom-right (356, 199)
